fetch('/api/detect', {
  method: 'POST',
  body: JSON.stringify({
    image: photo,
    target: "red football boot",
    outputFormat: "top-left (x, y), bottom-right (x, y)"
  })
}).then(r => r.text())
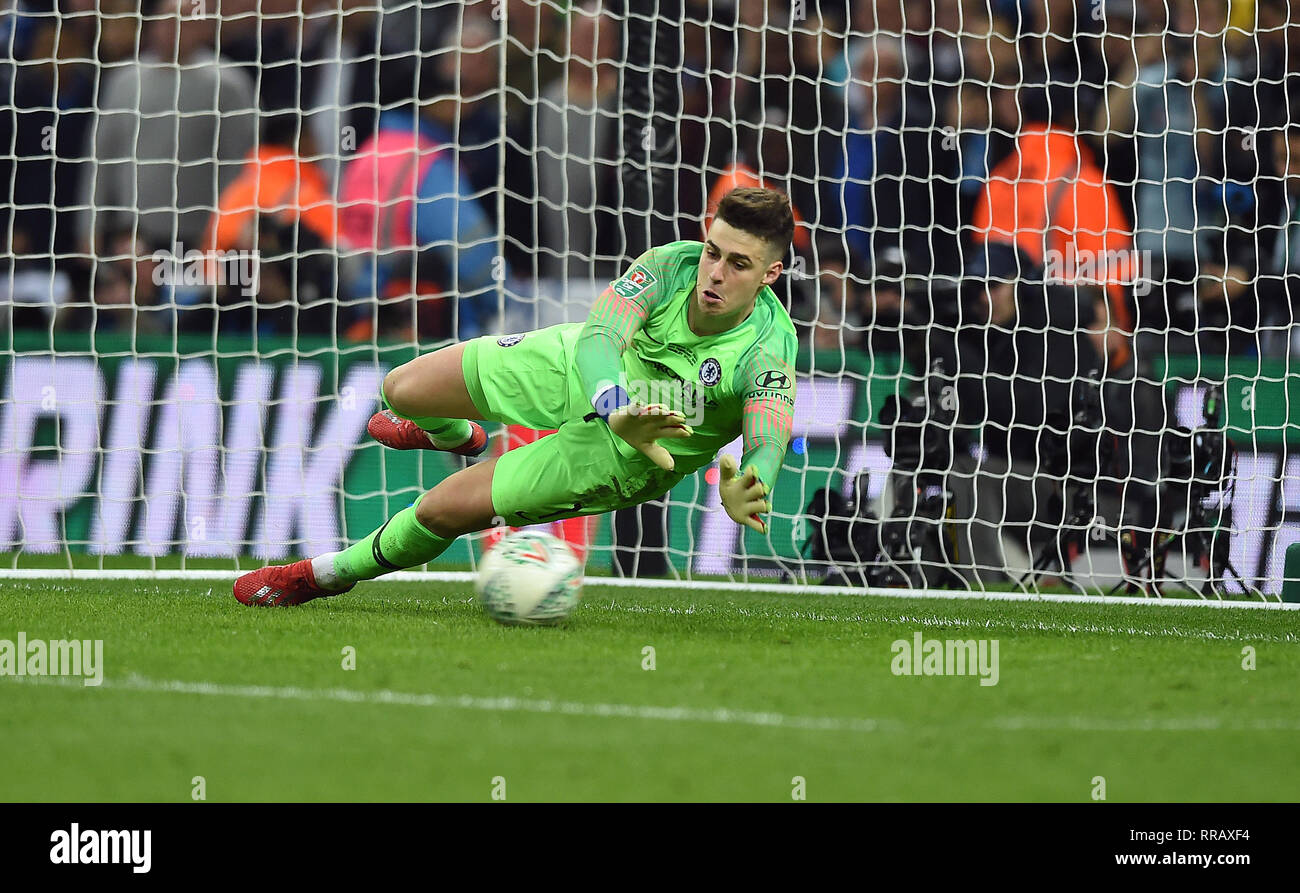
top-left (233, 559), bottom-right (354, 607)
top-left (367, 410), bottom-right (488, 457)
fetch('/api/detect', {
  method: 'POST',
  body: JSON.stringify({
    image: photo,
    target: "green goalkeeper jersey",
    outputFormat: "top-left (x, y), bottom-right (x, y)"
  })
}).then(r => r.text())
top-left (573, 240), bottom-right (798, 491)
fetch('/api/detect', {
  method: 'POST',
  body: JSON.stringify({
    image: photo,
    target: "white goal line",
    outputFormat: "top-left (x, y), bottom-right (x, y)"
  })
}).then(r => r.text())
top-left (1, 568), bottom-right (1295, 610)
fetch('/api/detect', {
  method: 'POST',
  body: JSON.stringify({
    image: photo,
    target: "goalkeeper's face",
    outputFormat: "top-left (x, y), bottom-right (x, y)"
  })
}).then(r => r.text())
top-left (696, 219), bottom-right (784, 325)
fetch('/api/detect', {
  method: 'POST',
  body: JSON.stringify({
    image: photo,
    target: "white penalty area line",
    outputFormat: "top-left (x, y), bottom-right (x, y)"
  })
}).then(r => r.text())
top-left (1, 567), bottom-right (1296, 611)
top-left (11, 673), bottom-right (894, 734)
top-left (11, 673), bottom-right (1300, 734)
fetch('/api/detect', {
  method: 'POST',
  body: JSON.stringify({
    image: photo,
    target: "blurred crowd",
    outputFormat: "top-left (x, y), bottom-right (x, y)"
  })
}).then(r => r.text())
top-left (0, 0), bottom-right (1296, 358)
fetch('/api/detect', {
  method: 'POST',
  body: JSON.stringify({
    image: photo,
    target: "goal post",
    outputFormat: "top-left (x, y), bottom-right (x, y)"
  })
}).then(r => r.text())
top-left (0, 0), bottom-right (1296, 602)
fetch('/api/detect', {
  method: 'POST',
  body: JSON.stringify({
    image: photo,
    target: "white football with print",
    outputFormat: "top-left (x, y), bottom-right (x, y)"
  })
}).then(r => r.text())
top-left (475, 530), bottom-right (584, 626)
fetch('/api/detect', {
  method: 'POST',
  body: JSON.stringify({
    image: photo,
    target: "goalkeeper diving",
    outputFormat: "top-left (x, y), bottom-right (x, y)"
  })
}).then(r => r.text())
top-left (234, 187), bottom-right (798, 606)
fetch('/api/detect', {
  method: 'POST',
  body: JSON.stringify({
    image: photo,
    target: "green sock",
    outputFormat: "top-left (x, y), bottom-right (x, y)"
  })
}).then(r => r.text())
top-left (382, 391), bottom-right (472, 448)
top-left (330, 506), bottom-right (456, 585)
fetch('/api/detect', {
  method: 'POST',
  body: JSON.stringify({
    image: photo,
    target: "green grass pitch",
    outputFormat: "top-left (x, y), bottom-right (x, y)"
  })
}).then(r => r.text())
top-left (1, 577), bottom-right (1297, 802)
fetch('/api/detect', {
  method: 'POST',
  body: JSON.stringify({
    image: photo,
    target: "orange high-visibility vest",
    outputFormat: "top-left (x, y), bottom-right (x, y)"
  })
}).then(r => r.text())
top-left (204, 146), bottom-right (338, 252)
top-left (973, 125), bottom-right (1135, 363)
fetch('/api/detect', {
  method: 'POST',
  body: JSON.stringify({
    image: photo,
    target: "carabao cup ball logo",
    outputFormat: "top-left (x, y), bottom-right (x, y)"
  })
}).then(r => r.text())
top-left (699, 357), bottom-right (722, 387)
top-left (497, 334), bottom-right (524, 347)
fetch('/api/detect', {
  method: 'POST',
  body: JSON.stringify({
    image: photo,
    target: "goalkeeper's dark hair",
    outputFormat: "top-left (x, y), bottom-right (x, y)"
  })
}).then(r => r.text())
top-left (715, 187), bottom-right (795, 260)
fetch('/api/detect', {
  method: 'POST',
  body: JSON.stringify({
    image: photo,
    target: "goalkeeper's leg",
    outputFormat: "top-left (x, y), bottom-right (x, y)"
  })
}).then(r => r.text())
top-left (370, 342), bottom-right (489, 455)
top-left (234, 329), bottom-right (674, 606)
top-left (233, 458), bottom-right (500, 606)
top-left (232, 411), bottom-right (685, 606)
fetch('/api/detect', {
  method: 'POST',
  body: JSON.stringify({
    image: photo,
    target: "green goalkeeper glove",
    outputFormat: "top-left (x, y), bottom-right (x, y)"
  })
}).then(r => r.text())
top-left (607, 403), bottom-right (693, 472)
top-left (718, 453), bottom-right (771, 534)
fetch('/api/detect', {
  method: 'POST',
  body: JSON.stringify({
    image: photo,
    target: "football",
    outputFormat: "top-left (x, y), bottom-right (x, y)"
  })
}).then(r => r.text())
top-left (475, 530), bottom-right (584, 626)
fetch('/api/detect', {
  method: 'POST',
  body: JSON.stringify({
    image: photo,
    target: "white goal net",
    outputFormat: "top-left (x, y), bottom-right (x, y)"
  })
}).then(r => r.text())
top-left (1, 0), bottom-right (1296, 600)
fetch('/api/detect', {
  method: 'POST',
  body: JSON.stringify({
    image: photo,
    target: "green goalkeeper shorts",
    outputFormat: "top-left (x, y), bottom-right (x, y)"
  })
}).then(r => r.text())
top-left (462, 326), bottom-right (685, 525)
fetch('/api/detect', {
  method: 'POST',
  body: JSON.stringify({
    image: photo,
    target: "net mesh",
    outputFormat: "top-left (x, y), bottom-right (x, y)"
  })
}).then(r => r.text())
top-left (0, 0), bottom-right (1295, 599)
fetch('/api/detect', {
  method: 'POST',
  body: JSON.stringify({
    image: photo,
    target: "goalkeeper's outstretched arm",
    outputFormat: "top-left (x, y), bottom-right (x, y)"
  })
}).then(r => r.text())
top-left (574, 250), bottom-right (667, 417)
top-left (721, 347), bottom-right (796, 533)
